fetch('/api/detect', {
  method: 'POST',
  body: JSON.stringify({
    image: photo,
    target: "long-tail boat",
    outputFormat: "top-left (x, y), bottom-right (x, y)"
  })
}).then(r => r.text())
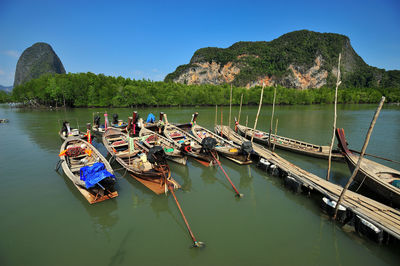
top-left (92, 112), bottom-right (128, 136)
top-left (235, 123), bottom-right (343, 160)
top-left (59, 137), bottom-right (118, 204)
top-left (163, 115), bottom-right (217, 166)
top-left (139, 127), bottom-right (187, 165)
top-left (336, 128), bottom-right (400, 206)
top-left (190, 114), bottom-right (252, 165)
top-left (59, 121), bottom-right (94, 142)
top-left (103, 127), bottom-right (180, 194)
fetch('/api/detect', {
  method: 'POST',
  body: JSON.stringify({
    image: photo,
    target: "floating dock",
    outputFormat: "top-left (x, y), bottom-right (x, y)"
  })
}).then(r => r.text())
top-left (216, 125), bottom-right (400, 241)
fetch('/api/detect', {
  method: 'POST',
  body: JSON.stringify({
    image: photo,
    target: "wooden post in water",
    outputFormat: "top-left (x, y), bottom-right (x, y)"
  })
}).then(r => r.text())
top-left (272, 118), bottom-right (278, 151)
top-left (220, 106), bottom-right (223, 137)
top-left (215, 105), bottom-right (218, 126)
top-left (333, 96), bottom-right (386, 219)
top-left (269, 86), bottom-right (277, 149)
top-left (251, 83), bottom-right (264, 143)
top-left (229, 84), bottom-right (232, 128)
top-left (326, 53), bottom-right (342, 181)
top-left (245, 115), bottom-right (248, 127)
top-left (238, 93), bottom-right (243, 124)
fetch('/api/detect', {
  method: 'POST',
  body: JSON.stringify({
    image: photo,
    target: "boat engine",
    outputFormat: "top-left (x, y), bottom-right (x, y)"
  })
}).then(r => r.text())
top-left (112, 114), bottom-right (119, 125)
top-left (201, 137), bottom-right (217, 153)
top-left (94, 115), bottom-right (100, 127)
top-left (240, 141), bottom-right (253, 155)
top-left (147, 146), bottom-right (167, 165)
top-left (61, 121), bottom-right (71, 136)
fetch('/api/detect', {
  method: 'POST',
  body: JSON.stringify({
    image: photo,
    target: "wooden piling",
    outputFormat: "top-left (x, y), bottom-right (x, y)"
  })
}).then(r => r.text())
top-left (238, 93), bottom-right (243, 124)
top-left (251, 83), bottom-right (264, 143)
top-left (333, 96), bottom-right (386, 219)
top-left (229, 84), bottom-right (232, 128)
top-left (327, 53), bottom-right (341, 181)
top-left (215, 105), bottom-right (218, 126)
top-left (272, 118), bottom-right (278, 151)
top-left (269, 86), bottom-right (277, 149)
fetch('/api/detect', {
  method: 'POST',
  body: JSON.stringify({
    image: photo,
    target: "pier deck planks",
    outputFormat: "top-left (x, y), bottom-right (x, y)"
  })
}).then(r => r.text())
top-left (216, 125), bottom-right (400, 240)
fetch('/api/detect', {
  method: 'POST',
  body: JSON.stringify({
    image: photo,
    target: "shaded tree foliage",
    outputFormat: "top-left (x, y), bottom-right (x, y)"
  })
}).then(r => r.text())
top-left (10, 72), bottom-right (400, 107)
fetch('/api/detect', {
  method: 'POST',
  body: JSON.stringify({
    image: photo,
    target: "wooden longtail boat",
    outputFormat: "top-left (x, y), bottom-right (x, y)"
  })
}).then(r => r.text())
top-left (59, 138), bottom-right (118, 204)
top-left (59, 121), bottom-right (94, 142)
top-left (103, 128), bottom-right (180, 194)
top-left (92, 112), bottom-right (128, 136)
top-left (236, 123), bottom-right (343, 160)
top-left (191, 124), bottom-right (252, 165)
top-left (139, 127), bottom-right (187, 165)
top-left (336, 128), bottom-right (400, 206)
top-left (164, 122), bottom-right (217, 166)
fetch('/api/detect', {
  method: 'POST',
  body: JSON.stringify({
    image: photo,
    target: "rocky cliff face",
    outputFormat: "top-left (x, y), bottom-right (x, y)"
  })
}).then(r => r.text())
top-left (14, 42), bottom-right (66, 87)
top-left (173, 61), bottom-right (240, 85)
top-left (165, 30), bottom-right (392, 89)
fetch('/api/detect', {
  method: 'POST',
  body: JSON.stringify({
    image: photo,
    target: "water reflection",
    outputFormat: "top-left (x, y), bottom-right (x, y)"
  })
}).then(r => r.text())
top-left (170, 163), bottom-right (191, 191)
top-left (57, 171), bottom-right (119, 236)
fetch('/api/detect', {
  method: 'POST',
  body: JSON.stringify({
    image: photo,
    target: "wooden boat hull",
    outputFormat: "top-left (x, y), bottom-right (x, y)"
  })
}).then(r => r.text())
top-left (131, 174), bottom-right (181, 195)
top-left (139, 127), bottom-right (187, 165)
top-left (59, 130), bottom-right (94, 142)
top-left (103, 128), bottom-right (180, 194)
top-left (336, 128), bottom-right (400, 207)
top-left (59, 138), bottom-right (118, 204)
top-left (163, 123), bottom-right (216, 166)
top-left (191, 124), bottom-right (252, 165)
top-left (236, 124), bottom-right (343, 161)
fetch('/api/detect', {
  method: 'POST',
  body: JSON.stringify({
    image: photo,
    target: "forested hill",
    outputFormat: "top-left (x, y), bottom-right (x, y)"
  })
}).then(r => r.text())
top-left (165, 30), bottom-right (400, 89)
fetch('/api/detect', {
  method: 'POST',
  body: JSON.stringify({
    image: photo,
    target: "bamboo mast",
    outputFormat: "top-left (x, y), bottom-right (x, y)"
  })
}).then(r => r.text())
top-left (326, 53), bottom-right (342, 181)
top-left (238, 93), bottom-right (243, 124)
top-left (269, 86), bottom-right (277, 149)
top-left (333, 96), bottom-right (385, 219)
top-left (250, 83), bottom-right (264, 143)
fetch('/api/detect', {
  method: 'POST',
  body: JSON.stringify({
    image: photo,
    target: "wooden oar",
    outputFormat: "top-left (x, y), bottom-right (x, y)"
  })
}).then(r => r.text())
top-left (168, 182), bottom-right (204, 248)
top-left (210, 151), bottom-right (243, 197)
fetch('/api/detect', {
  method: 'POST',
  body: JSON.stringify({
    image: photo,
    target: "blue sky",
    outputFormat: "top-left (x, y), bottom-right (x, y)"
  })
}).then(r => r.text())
top-left (0, 0), bottom-right (399, 86)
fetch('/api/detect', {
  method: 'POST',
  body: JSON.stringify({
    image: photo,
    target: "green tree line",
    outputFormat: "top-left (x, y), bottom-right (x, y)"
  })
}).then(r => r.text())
top-left (6, 72), bottom-right (400, 106)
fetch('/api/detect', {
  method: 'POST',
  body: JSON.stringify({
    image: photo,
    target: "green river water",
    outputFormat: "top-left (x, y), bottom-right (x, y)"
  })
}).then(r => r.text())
top-left (0, 103), bottom-right (399, 266)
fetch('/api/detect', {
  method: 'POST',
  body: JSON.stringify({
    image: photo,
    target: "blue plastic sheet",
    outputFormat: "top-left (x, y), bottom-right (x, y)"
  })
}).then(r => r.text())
top-left (392, 180), bottom-right (400, 189)
top-left (146, 113), bottom-right (156, 123)
top-left (79, 162), bottom-right (115, 189)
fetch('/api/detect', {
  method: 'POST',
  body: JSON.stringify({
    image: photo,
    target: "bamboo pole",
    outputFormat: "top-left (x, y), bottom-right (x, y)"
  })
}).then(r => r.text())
top-left (229, 84), bottom-right (232, 128)
top-left (333, 96), bottom-right (385, 219)
top-left (215, 105), bottom-right (218, 126)
top-left (250, 83), bottom-right (265, 143)
top-left (272, 118), bottom-right (278, 151)
top-left (245, 115), bottom-right (248, 127)
top-left (238, 93), bottom-right (243, 124)
top-left (269, 86), bottom-right (277, 149)
top-left (327, 53), bottom-right (342, 181)
top-left (220, 106), bottom-right (223, 137)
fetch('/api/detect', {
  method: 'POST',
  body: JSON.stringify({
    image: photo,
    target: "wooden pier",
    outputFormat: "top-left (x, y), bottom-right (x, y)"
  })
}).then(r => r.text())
top-left (216, 125), bottom-right (400, 241)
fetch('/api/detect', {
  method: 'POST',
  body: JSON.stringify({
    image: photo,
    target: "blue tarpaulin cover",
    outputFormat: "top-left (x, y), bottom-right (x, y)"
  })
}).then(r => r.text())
top-left (146, 113), bottom-right (156, 123)
top-left (80, 162), bottom-right (115, 189)
top-left (392, 180), bottom-right (400, 189)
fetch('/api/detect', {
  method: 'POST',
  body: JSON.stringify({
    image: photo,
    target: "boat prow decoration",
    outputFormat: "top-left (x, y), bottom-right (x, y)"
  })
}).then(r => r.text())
top-left (335, 128), bottom-right (351, 154)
